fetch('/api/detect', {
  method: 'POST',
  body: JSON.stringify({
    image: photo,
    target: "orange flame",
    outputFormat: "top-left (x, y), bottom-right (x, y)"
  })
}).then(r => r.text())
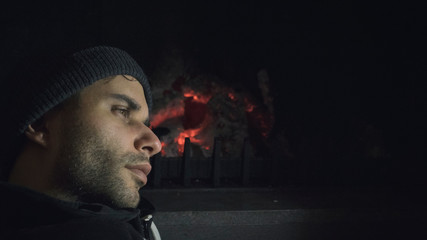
top-left (160, 142), bottom-right (167, 156)
top-left (228, 92), bottom-right (236, 101)
top-left (150, 99), bottom-right (184, 129)
top-left (174, 106), bottom-right (213, 155)
top-left (175, 128), bottom-right (202, 154)
top-left (244, 97), bottom-right (255, 112)
top-left (183, 88), bottom-right (212, 104)
top-left (151, 89), bottom-right (213, 156)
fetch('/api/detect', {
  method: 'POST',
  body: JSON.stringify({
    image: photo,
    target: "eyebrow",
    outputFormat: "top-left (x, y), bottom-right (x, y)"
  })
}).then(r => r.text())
top-left (109, 93), bottom-right (142, 111)
top-left (109, 94), bottom-right (150, 126)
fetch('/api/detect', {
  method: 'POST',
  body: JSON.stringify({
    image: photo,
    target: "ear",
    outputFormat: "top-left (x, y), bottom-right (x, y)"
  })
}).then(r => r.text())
top-left (24, 118), bottom-right (49, 148)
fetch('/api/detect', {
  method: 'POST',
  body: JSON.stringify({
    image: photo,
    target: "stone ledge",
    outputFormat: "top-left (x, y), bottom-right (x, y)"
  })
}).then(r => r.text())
top-left (154, 208), bottom-right (426, 226)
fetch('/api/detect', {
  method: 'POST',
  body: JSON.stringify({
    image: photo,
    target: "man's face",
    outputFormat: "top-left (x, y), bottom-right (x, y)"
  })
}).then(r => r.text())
top-left (47, 75), bottom-right (161, 208)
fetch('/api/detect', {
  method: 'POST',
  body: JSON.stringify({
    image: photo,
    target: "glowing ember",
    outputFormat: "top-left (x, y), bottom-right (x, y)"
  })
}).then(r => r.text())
top-left (160, 142), bottom-right (167, 156)
top-left (183, 88), bottom-right (212, 104)
top-left (151, 73), bottom-right (273, 157)
top-left (150, 99), bottom-right (184, 129)
top-left (228, 92), bottom-right (236, 101)
top-left (244, 97), bottom-right (255, 112)
top-left (151, 88), bottom-right (213, 156)
top-left (176, 108), bottom-right (213, 155)
top-left (175, 127), bottom-right (210, 154)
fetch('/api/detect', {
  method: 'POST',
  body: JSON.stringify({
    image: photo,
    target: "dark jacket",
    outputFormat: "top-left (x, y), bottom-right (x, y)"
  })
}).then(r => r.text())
top-left (0, 182), bottom-right (159, 240)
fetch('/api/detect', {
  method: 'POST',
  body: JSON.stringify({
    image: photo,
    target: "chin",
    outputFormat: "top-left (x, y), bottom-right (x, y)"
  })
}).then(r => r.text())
top-left (125, 196), bottom-right (140, 209)
top-left (123, 185), bottom-right (142, 208)
top-left (105, 180), bottom-right (141, 209)
top-left (109, 191), bottom-right (140, 209)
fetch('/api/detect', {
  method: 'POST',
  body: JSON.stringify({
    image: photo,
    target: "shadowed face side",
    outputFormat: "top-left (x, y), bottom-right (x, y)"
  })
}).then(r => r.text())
top-left (45, 75), bottom-right (161, 208)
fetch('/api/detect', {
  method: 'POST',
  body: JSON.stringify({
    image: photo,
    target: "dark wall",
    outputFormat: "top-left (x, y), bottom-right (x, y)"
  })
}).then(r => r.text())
top-left (1, 1), bottom-right (426, 187)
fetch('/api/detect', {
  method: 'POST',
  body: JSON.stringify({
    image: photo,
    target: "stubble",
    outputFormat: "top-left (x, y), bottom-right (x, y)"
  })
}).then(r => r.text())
top-left (51, 121), bottom-right (147, 209)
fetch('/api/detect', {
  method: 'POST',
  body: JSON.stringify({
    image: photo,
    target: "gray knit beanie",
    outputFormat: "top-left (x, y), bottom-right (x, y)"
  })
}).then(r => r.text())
top-left (13, 45), bottom-right (152, 136)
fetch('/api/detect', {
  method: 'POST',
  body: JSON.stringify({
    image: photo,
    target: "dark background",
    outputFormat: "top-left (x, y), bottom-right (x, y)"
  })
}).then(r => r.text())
top-left (1, 1), bottom-right (427, 187)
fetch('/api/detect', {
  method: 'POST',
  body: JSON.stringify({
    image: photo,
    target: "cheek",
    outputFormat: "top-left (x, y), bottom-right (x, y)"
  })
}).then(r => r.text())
top-left (94, 122), bottom-right (135, 151)
top-left (80, 108), bottom-right (137, 152)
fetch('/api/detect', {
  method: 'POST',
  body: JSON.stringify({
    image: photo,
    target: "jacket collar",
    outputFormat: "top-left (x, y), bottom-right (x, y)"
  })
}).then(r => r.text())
top-left (0, 181), bottom-right (155, 230)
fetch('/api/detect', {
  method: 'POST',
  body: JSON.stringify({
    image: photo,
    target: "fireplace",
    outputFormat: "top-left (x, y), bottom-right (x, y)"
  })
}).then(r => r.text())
top-left (147, 52), bottom-right (278, 187)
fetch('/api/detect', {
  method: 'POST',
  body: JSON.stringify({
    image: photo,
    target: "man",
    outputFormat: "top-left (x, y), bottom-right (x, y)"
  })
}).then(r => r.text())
top-left (0, 46), bottom-right (162, 239)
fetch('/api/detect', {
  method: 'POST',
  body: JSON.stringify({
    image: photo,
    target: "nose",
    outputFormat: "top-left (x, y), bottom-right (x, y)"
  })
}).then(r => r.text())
top-left (134, 124), bottom-right (162, 157)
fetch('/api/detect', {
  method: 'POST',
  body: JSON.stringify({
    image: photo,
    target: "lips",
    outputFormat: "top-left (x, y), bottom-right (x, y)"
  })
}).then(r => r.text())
top-left (125, 163), bottom-right (152, 185)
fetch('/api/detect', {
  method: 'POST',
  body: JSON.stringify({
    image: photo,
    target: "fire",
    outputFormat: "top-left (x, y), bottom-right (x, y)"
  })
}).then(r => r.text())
top-left (228, 92), bottom-right (236, 101)
top-left (151, 88), bottom-right (213, 156)
top-left (151, 75), bottom-right (273, 157)
top-left (175, 107), bottom-right (213, 155)
top-left (244, 97), bottom-right (255, 112)
top-left (150, 99), bottom-right (184, 129)
top-left (183, 88), bottom-right (211, 104)
top-left (244, 96), bottom-right (274, 139)
top-left (175, 127), bottom-right (211, 154)
top-left (160, 142), bottom-right (167, 156)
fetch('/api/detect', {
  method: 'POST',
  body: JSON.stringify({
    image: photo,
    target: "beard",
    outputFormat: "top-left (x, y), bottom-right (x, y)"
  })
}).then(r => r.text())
top-left (50, 120), bottom-right (149, 209)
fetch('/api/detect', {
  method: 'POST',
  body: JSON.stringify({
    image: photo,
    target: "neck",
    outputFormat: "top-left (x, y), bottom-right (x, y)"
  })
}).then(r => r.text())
top-left (7, 143), bottom-right (70, 200)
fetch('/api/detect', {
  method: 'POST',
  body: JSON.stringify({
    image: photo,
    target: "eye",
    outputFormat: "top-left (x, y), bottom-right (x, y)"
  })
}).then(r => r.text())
top-left (112, 107), bottom-right (130, 119)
